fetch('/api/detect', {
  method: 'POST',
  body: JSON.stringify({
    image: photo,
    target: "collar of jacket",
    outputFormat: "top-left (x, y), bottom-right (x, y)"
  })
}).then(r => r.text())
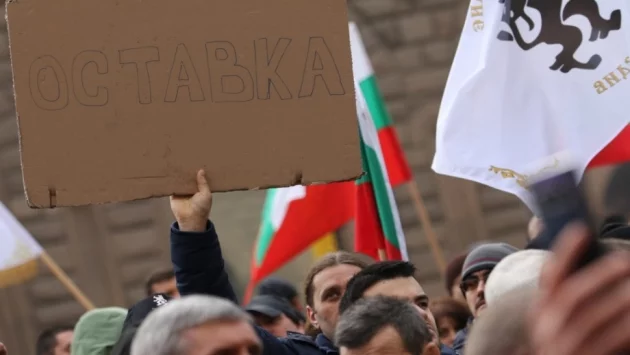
top-left (315, 333), bottom-right (338, 354)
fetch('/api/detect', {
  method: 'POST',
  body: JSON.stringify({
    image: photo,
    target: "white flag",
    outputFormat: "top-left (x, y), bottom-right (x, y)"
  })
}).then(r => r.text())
top-left (432, 0), bottom-right (630, 210)
top-left (0, 202), bottom-right (43, 287)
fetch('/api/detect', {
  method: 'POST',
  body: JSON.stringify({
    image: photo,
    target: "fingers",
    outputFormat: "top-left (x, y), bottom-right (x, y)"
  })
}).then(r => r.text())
top-left (580, 306), bottom-right (630, 355)
top-left (196, 169), bottom-right (210, 194)
top-left (543, 254), bottom-right (630, 353)
top-left (539, 223), bottom-right (590, 293)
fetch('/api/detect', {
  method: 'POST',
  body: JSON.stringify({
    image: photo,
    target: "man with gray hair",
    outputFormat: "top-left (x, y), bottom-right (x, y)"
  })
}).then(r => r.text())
top-left (335, 296), bottom-right (439, 355)
top-left (131, 295), bottom-right (262, 355)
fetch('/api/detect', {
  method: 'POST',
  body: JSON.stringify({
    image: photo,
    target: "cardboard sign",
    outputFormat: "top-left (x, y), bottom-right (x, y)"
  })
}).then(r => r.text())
top-left (7, 0), bottom-right (361, 208)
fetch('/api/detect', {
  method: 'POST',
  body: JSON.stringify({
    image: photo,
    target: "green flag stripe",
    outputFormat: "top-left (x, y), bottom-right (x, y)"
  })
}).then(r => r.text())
top-left (360, 135), bottom-right (400, 248)
top-left (255, 189), bottom-right (278, 265)
top-left (359, 76), bottom-right (392, 131)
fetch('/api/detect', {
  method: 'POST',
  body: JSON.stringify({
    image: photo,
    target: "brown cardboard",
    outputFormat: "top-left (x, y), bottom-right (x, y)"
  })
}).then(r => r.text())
top-left (6, 0), bottom-right (361, 208)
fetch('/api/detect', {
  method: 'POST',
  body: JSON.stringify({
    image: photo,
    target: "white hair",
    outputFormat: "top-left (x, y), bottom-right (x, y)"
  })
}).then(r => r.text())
top-left (131, 295), bottom-right (252, 355)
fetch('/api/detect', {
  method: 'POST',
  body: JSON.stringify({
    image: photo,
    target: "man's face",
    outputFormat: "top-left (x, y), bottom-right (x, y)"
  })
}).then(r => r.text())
top-left (307, 264), bottom-right (362, 340)
top-left (183, 320), bottom-right (261, 355)
top-left (251, 313), bottom-right (300, 337)
top-left (53, 330), bottom-right (73, 355)
top-left (362, 277), bottom-right (439, 345)
top-left (151, 277), bottom-right (180, 298)
top-left (461, 269), bottom-right (491, 317)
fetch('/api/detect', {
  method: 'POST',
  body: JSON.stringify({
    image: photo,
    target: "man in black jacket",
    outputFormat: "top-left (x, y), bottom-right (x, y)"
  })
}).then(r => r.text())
top-left (170, 171), bottom-right (340, 355)
top-left (169, 170), bottom-right (455, 355)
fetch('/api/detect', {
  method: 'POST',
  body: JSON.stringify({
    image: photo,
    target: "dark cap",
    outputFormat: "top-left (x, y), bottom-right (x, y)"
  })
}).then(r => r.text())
top-left (257, 277), bottom-right (298, 301)
top-left (113, 293), bottom-right (172, 355)
top-left (245, 295), bottom-right (304, 325)
top-left (122, 293), bottom-right (172, 330)
top-left (461, 243), bottom-right (518, 281)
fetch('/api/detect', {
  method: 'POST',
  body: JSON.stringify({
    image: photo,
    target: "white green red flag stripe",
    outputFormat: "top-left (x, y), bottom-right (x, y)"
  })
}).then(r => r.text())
top-left (349, 23), bottom-right (412, 188)
top-left (354, 81), bottom-right (408, 262)
top-left (244, 182), bottom-right (355, 302)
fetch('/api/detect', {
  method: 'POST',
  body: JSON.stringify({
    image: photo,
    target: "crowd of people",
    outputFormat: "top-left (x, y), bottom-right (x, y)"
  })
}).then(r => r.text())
top-left (3, 170), bottom-right (630, 355)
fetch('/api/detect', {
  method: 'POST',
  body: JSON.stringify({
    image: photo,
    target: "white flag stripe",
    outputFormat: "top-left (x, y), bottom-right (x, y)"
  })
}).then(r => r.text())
top-left (349, 23), bottom-right (374, 82)
top-left (0, 202), bottom-right (42, 271)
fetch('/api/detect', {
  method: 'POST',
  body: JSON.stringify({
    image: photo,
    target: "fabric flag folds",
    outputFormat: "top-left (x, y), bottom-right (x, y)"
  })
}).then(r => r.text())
top-left (349, 23), bottom-right (412, 188)
top-left (432, 0), bottom-right (630, 209)
top-left (245, 182), bottom-right (355, 301)
top-left (0, 202), bottom-right (43, 287)
top-left (355, 83), bottom-right (409, 262)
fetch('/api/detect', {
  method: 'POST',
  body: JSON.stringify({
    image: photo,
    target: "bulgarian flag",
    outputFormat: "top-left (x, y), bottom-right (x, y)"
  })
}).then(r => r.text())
top-left (244, 182), bottom-right (355, 302)
top-left (349, 23), bottom-right (412, 188)
top-left (354, 82), bottom-right (409, 262)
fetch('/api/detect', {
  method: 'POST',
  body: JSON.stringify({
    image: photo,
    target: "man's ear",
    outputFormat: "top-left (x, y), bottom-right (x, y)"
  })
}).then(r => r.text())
top-left (306, 305), bottom-right (318, 328)
top-left (422, 342), bottom-right (440, 355)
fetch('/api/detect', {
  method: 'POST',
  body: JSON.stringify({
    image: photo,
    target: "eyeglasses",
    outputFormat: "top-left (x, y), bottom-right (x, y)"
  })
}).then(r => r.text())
top-left (460, 271), bottom-right (491, 293)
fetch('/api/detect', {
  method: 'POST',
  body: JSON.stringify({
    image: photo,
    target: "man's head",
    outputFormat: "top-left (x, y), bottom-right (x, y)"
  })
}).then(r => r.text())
top-left (429, 297), bottom-right (472, 348)
top-left (145, 268), bottom-right (180, 298)
top-left (338, 261), bottom-right (439, 345)
top-left (258, 277), bottom-right (303, 312)
top-left (484, 250), bottom-right (550, 306)
top-left (36, 326), bottom-right (74, 355)
top-left (445, 253), bottom-right (467, 302)
top-left (303, 251), bottom-right (372, 340)
top-left (71, 307), bottom-right (127, 355)
top-left (460, 243), bottom-right (518, 317)
top-left (245, 295), bottom-right (304, 337)
top-left (112, 294), bottom-right (173, 355)
top-left (132, 295), bottom-right (261, 355)
top-left (464, 285), bottom-right (536, 355)
top-left (336, 296), bottom-right (439, 355)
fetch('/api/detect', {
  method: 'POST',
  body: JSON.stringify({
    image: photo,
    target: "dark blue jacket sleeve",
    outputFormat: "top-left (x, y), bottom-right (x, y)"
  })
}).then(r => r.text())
top-left (170, 220), bottom-right (237, 303)
top-left (170, 220), bottom-right (310, 355)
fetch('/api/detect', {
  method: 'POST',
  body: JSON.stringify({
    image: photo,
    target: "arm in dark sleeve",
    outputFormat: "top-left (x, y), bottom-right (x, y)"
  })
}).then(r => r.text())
top-left (170, 220), bottom-right (237, 303)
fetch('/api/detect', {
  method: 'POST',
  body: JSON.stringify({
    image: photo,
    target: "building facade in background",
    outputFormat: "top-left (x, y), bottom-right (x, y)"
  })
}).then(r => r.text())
top-left (0, 1), bottom-right (618, 354)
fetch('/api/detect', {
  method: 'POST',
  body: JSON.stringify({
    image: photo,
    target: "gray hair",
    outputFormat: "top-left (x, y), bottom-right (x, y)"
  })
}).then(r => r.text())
top-left (131, 295), bottom-right (252, 355)
top-left (335, 296), bottom-right (429, 355)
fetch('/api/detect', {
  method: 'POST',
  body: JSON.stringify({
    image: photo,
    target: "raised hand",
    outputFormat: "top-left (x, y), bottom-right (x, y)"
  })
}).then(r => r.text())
top-left (170, 170), bottom-right (213, 232)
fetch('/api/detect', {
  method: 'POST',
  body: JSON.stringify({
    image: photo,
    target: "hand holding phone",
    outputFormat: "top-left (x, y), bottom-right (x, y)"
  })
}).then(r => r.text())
top-left (528, 169), bottom-right (607, 270)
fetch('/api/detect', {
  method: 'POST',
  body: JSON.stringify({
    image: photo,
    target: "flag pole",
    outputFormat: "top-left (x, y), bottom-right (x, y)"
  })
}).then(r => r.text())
top-left (377, 248), bottom-right (388, 261)
top-left (406, 182), bottom-right (447, 275)
top-left (40, 251), bottom-right (95, 310)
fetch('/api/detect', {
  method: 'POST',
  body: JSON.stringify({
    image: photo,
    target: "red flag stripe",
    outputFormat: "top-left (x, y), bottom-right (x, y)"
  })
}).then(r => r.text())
top-left (588, 125), bottom-right (630, 168)
top-left (377, 127), bottom-right (412, 187)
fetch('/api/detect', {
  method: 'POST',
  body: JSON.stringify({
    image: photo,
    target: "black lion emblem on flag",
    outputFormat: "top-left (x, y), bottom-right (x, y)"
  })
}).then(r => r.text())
top-left (497, 0), bottom-right (622, 73)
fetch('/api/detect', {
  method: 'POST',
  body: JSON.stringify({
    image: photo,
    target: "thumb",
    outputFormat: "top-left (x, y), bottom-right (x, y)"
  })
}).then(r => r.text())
top-left (196, 169), bottom-right (210, 194)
